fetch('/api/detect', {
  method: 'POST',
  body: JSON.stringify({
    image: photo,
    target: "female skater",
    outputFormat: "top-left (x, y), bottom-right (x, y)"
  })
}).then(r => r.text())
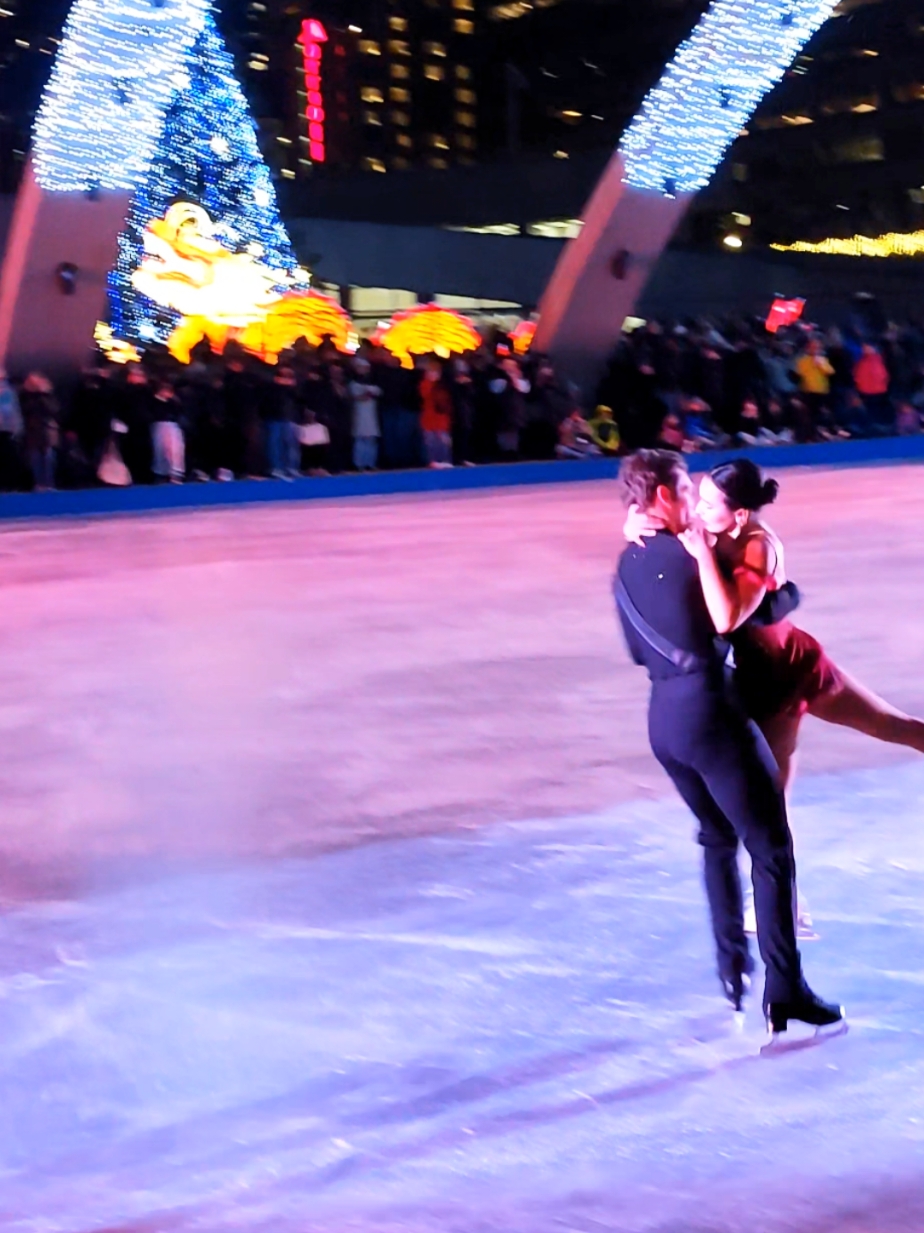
top-left (683, 459), bottom-right (924, 787)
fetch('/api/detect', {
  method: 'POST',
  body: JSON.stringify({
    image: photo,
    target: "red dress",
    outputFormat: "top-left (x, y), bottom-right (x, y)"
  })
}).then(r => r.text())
top-left (732, 617), bottom-right (840, 722)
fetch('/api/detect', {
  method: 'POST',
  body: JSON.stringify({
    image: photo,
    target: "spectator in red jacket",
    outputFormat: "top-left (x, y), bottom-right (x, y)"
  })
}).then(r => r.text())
top-left (853, 344), bottom-right (893, 434)
top-left (419, 358), bottom-right (453, 468)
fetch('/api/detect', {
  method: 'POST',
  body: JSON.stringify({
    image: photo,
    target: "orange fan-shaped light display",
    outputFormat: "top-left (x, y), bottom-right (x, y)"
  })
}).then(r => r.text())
top-left (165, 291), bottom-right (353, 364)
top-left (511, 319), bottom-right (537, 355)
top-left (241, 291), bottom-right (354, 361)
top-left (374, 305), bottom-right (482, 369)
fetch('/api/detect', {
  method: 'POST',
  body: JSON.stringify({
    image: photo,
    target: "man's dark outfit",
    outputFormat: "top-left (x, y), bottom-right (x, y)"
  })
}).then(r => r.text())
top-left (616, 531), bottom-right (803, 1006)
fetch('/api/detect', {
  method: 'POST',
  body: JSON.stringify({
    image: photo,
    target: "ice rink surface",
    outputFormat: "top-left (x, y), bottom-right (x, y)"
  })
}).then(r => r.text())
top-left (1, 466), bottom-right (923, 1231)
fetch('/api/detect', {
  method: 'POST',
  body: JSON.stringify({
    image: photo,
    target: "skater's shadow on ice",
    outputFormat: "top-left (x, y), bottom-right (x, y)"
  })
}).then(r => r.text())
top-left (316, 1024), bottom-right (847, 1187)
top-left (345, 1036), bottom-right (638, 1128)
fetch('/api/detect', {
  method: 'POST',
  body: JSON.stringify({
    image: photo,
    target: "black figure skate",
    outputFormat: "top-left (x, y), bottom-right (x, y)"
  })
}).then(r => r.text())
top-left (721, 971), bottom-right (751, 1014)
top-left (764, 987), bottom-right (845, 1038)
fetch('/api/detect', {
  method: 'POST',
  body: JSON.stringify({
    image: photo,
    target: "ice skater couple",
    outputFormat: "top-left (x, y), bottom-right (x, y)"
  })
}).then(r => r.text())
top-left (615, 449), bottom-right (924, 1036)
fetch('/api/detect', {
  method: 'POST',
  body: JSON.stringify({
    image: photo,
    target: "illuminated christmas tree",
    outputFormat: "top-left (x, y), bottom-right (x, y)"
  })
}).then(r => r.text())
top-left (108, 12), bottom-right (297, 346)
top-left (32, 0), bottom-right (298, 352)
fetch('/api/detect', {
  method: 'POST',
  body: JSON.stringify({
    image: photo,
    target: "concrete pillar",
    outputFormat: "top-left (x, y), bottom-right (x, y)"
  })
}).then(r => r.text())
top-left (0, 161), bottom-right (129, 379)
top-left (534, 152), bottom-right (693, 399)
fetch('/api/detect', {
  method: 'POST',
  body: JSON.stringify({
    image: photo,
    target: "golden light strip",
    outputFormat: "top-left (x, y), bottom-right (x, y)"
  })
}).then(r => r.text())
top-left (771, 230), bottom-right (924, 258)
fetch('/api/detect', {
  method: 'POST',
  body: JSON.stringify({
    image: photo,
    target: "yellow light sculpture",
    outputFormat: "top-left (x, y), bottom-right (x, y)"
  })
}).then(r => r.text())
top-left (771, 229), bottom-right (924, 258)
top-left (511, 319), bottom-right (537, 355)
top-left (121, 202), bottom-right (354, 363)
top-left (94, 321), bottom-right (142, 365)
top-left (133, 202), bottom-right (284, 329)
top-left (374, 305), bottom-right (482, 369)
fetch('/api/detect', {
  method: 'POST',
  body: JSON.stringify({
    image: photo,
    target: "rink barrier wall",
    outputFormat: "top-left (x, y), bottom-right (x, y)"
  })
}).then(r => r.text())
top-left (2, 433), bottom-right (924, 522)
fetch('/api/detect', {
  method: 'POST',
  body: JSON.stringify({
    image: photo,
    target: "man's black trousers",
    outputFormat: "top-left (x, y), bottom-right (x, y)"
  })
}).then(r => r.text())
top-left (648, 672), bottom-right (803, 1005)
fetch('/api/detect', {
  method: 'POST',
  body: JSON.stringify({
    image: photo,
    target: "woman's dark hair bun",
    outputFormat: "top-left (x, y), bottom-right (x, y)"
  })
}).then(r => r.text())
top-left (709, 459), bottom-right (778, 511)
top-left (760, 477), bottom-right (780, 506)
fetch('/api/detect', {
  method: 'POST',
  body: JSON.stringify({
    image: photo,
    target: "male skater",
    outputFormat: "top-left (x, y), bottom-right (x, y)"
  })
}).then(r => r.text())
top-left (614, 450), bottom-right (842, 1035)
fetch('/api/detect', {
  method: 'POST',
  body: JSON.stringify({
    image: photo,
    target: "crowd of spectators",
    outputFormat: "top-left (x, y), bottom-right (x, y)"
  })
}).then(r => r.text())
top-left (597, 301), bottom-right (924, 454)
top-left (0, 338), bottom-right (576, 493)
top-left (1, 299), bottom-right (923, 494)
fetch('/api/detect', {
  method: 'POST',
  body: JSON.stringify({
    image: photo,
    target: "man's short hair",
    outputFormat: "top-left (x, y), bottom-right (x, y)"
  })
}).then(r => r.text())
top-left (618, 449), bottom-right (688, 509)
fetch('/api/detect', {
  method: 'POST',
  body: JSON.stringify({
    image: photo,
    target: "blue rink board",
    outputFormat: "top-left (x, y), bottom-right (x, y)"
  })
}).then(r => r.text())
top-left (2, 432), bottom-right (924, 522)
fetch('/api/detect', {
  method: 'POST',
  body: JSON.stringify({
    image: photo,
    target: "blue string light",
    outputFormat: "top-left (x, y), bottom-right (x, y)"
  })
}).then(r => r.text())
top-left (620, 1), bottom-right (839, 195)
top-left (33, 0), bottom-right (212, 193)
top-left (107, 12), bottom-right (297, 345)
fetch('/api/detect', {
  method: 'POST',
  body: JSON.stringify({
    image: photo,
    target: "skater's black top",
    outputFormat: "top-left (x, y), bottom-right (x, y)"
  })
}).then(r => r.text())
top-left (615, 531), bottom-right (726, 681)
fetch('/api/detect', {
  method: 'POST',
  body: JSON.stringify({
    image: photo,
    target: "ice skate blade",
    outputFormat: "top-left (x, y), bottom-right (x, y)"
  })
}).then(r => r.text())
top-left (761, 1017), bottom-right (848, 1057)
top-left (732, 1009), bottom-right (746, 1034)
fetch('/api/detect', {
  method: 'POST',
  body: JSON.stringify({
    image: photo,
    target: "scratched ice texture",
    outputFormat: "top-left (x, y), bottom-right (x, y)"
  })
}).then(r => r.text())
top-left (0, 470), bottom-right (922, 1230)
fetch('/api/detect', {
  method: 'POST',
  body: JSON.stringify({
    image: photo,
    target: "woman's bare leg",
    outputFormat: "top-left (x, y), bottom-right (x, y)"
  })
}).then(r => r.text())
top-left (757, 709), bottom-right (802, 798)
top-left (809, 669), bottom-right (924, 754)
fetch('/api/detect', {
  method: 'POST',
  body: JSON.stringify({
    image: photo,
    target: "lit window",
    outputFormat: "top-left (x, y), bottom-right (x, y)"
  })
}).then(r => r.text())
top-left (364, 109), bottom-right (383, 126)
top-left (832, 136), bottom-right (885, 163)
top-left (361, 86), bottom-right (384, 104)
top-left (391, 110), bottom-right (411, 126)
top-left (389, 15), bottom-right (409, 30)
top-left (453, 0), bottom-right (475, 8)
top-left (489, 2), bottom-right (533, 18)
top-left (429, 157), bottom-right (449, 169)
top-left (526, 218), bottom-right (583, 239)
top-left (389, 39), bottom-right (411, 56)
top-left (248, 60), bottom-right (269, 71)
top-left (455, 65), bottom-right (472, 80)
top-left (393, 156), bottom-right (411, 169)
top-left (821, 93), bottom-right (879, 117)
top-left (552, 149), bottom-right (569, 159)
top-left (456, 133), bottom-right (476, 150)
top-left (396, 133), bottom-right (413, 148)
top-left (365, 157), bottom-right (387, 173)
top-left (454, 110), bottom-right (476, 128)
top-left (281, 168), bottom-right (296, 179)
top-left (391, 64), bottom-right (410, 79)
top-left (424, 63), bottom-right (446, 81)
top-left (455, 88), bottom-right (476, 104)
top-left (358, 39), bottom-right (381, 55)
top-left (755, 113), bottom-right (813, 129)
top-left (453, 19), bottom-right (475, 33)
top-left (429, 134), bottom-right (450, 149)
top-left (423, 41), bottom-right (447, 57)
top-left (390, 87), bottom-right (411, 103)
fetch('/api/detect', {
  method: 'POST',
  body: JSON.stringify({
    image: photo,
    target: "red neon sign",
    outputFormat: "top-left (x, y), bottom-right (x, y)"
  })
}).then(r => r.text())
top-left (299, 19), bottom-right (328, 163)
